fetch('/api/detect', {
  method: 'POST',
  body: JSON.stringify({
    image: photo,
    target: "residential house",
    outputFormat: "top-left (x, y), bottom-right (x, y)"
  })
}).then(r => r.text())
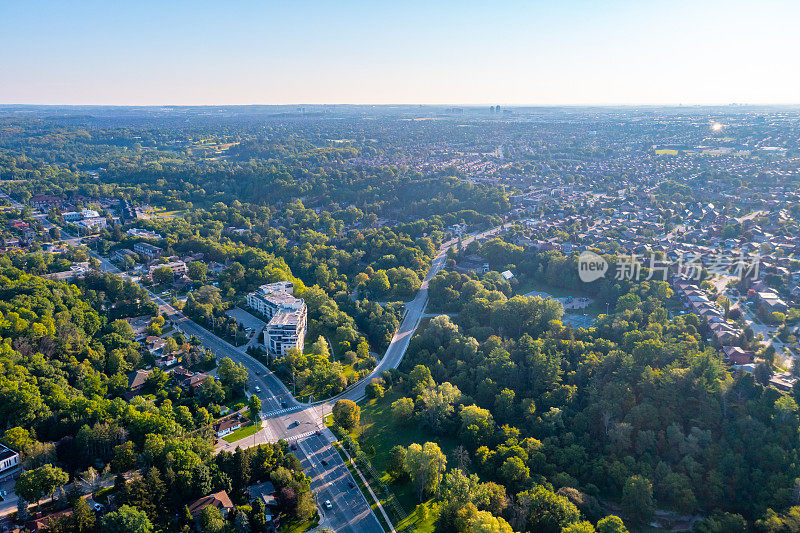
top-left (186, 491), bottom-right (235, 518)
top-left (722, 346), bottom-right (754, 366)
top-left (215, 418), bottom-right (242, 438)
top-left (709, 321), bottom-right (739, 345)
top-left (125, 369), bottom-right (153, 399)
top-left (770, 372), bottom-right (797, 392)
top-left (43, 264), bottom-right (90, 282)
top-left (156, 353), bottom-right (179, 368)
top-left (456, 254), bottom-right (490, 274)
top-left (25, 508), bottom-right (74, 532)
top-left (173, 369), bottom-right (210, 391)
top-left (248, 481), bottom-right (278, 522)
top-left (757, 291), bottom-right (788, 314)
top-left (145, 336), bottom-right (167, 355)
top-left (30, 194), bottom-right (64, 211)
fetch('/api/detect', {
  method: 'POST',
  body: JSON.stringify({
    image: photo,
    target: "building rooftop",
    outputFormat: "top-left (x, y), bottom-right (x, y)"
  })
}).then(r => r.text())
top-left (187, 491), bottom-right (234, 517)
top-left (0, 444), bottom-right (18, 461)
top-left (267, 309), bottom-right (305, 327)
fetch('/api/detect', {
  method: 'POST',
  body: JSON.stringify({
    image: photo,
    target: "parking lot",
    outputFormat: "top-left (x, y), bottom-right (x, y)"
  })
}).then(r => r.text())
top-left (225, 307), bottom-right (266, 332)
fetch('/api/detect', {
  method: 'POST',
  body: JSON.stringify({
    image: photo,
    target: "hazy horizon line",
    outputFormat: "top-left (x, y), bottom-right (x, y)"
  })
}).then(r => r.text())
top-left (2, 102), bottom-right (800, 109)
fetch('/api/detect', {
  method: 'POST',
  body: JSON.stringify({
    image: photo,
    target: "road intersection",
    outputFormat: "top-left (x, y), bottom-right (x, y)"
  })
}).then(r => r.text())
top-left (57, 213), bottom-right (501, 532)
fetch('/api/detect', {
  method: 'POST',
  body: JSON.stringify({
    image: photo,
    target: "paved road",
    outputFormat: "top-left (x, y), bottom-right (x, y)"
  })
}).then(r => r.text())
top-left (46, 204), bottom-right (502, 532)
top-left (317, 225), bottom-right (502, 410)
top-left (296, 432), bottom-right (384, 533)
top-left (86, 234), bottom-right (381, 530)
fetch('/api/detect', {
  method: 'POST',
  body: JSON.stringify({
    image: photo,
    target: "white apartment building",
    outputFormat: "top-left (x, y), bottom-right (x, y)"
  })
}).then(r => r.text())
top-left (64, 208), bottom-right (100, 222)
top-left (265, 309), bottom-right (307, 356)
top-left (0, 444), bottom-right (20, 479)
top-left (127, 228), bottom-right (163, 239)
top-left (246, 281), bottom-right (300, 317)
top-left (246, 281), bottom-right (306, 356)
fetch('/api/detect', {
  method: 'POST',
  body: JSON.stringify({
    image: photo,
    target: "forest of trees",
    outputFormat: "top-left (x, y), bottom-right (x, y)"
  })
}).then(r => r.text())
top-left (334, 274), bottom-right (800, 532)
top-left (2, 111), bottom-right (800, 533)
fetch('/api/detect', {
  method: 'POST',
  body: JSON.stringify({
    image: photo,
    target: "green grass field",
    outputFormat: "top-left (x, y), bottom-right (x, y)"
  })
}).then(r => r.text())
top-left (144, 207), bottom-right (187, 220)
top-left (222, 423), bottom-right (260, 443)
top-left (278, 514), bottom-right (319, 533)
top-left (345, 388), bottom-right (459, 525)
top-left (396, 501), bottom-right (440, 533)
top-left (515, 277), bottom-right (591, 299)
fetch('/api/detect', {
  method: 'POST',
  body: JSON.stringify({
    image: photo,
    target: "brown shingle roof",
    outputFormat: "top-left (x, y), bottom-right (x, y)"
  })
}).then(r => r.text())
top-left (187, 491), bottom-right (234, 517)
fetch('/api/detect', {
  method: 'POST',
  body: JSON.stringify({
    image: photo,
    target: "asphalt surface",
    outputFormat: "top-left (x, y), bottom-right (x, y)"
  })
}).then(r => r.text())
top-left (57, 215), bottom-right (501, 532)
top-left (296, 433), bottom-right (384, 533)
top-left (87, 240), bottom-right (380, 531)
top-left (316, 225), bottom-right (502, 412)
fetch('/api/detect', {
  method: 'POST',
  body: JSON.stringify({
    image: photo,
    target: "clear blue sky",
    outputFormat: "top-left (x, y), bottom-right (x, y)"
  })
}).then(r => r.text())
top-left (1, 0), bottom-right (798, 105)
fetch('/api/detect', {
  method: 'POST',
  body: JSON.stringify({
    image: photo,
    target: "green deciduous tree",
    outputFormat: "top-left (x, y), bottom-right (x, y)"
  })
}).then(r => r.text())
top-left (621, 475), bottom-right (654, 527)
top-left (218, 357), bottom-right (249, 396)
top-left (15, 464), bottom-right (68, 509)
top-left (332, 399), bottom-right (360, 431)
top-left (101, 505), bottom-right (154, 533)
top-left (391, 397), bottom-right (415, 425)
top-left (248, 394), bottom-right (262, 419)
top-left (152, 266), bottom-right (174, 284)
top-left (520, 486), bottom-right (580, 533)
top-left (404, 442), bottom-right (447, 502)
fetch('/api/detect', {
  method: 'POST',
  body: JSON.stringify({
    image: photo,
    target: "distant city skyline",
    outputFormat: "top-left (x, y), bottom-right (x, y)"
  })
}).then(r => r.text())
top-left (1, 0), bottom-right (798, 106)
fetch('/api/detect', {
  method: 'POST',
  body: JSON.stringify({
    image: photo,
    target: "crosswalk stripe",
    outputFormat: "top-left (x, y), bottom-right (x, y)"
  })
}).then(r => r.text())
top-left (286, 431), bottom-right (317, 441)
top-left (263, 406), bottom-right (302, 417)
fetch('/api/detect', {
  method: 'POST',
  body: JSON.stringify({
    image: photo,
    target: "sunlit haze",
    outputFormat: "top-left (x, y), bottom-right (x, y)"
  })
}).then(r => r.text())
top-left (1, 0), bottom-right (799, 105)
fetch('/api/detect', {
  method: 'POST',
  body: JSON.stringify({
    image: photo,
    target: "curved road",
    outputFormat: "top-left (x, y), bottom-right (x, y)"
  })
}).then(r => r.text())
top-left (83, 220), bottom-right (501, 532)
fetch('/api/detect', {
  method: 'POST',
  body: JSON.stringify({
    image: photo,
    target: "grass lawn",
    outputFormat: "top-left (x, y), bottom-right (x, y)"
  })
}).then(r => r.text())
top-left (566, 299), bottom-right (605, 317)
top-left (148, 208), bottom-right (186, 220)
top-left (396, 501), bottom-right (440, 533)
top-left (222, 423), bottom-right (260, 443)
top-left (278, 514), bottom-right (319, 533)
top-left (515, 277), bottom-right (591, 300)
top-left (348, 389), bottom-right (461, 519)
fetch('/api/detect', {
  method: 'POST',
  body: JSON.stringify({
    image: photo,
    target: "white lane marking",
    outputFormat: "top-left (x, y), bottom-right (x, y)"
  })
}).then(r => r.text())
top-left (298, 439), bottom-right (319, 471)
top-left (263, 406), bottom-right (302, 417)
top-left (286, 430), bottom-right (317, 441)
